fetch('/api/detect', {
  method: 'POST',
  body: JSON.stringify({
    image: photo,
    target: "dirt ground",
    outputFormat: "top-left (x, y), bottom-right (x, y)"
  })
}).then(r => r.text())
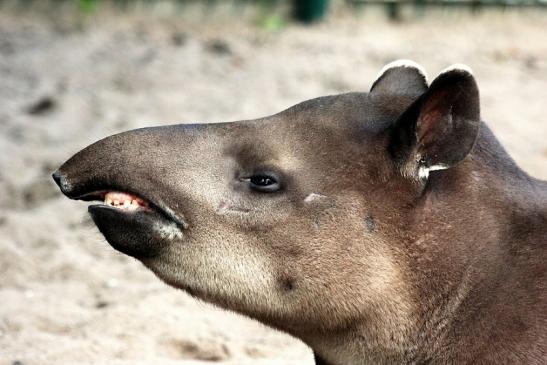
top-left (1, 3), bottom-right (546, 365)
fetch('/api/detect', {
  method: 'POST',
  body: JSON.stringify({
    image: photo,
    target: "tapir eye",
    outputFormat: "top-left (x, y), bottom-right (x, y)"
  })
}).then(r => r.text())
top-left (246, 174), bottom-right (281, 193)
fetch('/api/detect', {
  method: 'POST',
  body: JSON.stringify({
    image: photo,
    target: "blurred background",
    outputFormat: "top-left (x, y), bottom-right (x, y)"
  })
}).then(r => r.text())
top-left (0, 1), bottom-right (546, 364)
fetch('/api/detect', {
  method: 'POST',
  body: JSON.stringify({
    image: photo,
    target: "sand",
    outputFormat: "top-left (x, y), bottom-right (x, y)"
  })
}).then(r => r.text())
top-left (1, 4), bottom-right (546, 365)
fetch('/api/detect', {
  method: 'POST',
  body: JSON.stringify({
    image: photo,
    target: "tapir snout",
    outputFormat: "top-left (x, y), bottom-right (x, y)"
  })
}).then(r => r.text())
top-left (53, 61), bottom-right (547, 365)
top-left (53, 124), bottom-right (224, 257)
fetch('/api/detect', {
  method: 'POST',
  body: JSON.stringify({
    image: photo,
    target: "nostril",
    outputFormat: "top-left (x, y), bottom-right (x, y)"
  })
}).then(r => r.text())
top-left (52, 170), bottom-right (71, 194)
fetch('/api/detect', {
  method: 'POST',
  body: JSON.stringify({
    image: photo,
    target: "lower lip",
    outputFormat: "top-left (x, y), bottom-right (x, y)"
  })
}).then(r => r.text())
top-left (87, 204), bottom-right (169, 258)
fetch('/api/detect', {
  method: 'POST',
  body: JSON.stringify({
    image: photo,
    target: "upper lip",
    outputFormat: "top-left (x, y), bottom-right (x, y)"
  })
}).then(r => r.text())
top-left (52, 170), bottom-right (188, 229)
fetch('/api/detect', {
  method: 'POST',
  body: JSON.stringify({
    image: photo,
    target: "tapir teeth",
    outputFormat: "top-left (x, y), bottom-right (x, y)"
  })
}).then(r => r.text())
top-left (103, 192), bottom-right (148, 211)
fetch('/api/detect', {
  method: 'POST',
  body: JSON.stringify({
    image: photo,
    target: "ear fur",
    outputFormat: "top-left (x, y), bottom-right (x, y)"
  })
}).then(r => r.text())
top-left (370, 59), bottom-right (428, 99)
top-left (389, 64), bottom-right (481, 179)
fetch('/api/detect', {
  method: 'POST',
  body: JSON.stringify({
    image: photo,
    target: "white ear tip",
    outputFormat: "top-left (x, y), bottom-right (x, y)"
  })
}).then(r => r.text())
top-left (439, 63), bottom-right (474, 76)
top-left (376, 59), bottom-right (428, 83)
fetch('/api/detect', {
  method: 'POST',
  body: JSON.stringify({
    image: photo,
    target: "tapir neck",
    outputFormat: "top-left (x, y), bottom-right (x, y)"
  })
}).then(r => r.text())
top-left (309, 124), bottom-right (547, 365)
top-left (406, 125), bottom-right (547, 364)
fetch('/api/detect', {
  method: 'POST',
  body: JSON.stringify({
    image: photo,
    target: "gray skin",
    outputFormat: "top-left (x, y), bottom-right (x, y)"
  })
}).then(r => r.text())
top-left (53, 62), bottom-right (547, 365)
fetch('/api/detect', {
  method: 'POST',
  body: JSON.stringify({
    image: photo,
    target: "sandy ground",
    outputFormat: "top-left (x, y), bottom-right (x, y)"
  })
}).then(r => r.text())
top-left (1, 4), bottom-right (546, 365)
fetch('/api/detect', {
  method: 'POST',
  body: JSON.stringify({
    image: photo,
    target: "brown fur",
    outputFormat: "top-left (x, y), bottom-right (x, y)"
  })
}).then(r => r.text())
top-left (53, 63), bottom-right (546, 364)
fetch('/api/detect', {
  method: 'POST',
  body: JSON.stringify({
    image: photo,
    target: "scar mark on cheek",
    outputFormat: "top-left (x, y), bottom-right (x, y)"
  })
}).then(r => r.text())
top-left (304, 193), bottom-right (327, 203)
top-left (216, 200), bottom-right (250, 215)
top-left (365, 213), bottom-right (376, 233)
top-left (216, 201), bottom-right (228, 214)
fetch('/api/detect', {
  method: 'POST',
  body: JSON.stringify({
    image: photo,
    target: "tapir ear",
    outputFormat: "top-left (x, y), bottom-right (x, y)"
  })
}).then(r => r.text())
top-left (370, 60), bottom-right (428, 98)
top-left (389, 64), bottom-right (480, 179)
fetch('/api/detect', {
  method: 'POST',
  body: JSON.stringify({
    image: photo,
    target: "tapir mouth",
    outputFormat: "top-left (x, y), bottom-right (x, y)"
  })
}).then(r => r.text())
top-left (84, 189), bottom-right (187, 258)
top-left (53, 169), bottom-right (187, 258)
top-left (73, 190), bottom-right (151, 213)
top-left (72, 188), bottom-right (188, 229)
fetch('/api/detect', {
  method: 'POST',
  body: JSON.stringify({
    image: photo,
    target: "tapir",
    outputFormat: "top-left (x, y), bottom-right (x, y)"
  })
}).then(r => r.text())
top-left (53, 61), bottom-right (546, 365)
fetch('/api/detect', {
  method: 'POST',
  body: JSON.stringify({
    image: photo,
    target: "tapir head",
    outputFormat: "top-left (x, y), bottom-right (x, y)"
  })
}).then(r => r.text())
top-left (53, 61), bottom-right (480, 339)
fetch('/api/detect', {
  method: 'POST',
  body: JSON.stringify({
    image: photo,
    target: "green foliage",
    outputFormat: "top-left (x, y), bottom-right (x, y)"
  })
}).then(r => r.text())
top-left (78, 0), bottom-right (97, 14)
top-left (260, 13), bottom-right (287, 31)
